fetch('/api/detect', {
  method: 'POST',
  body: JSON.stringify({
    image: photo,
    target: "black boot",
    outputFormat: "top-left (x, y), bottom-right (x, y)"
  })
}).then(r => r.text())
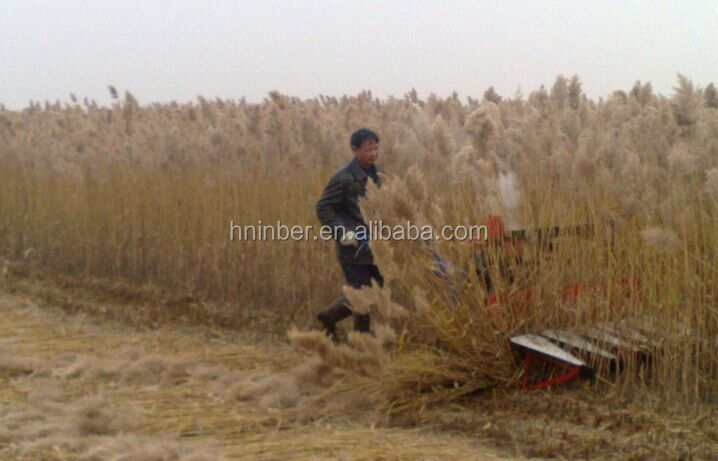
top-left (317, 295), bottom-right (352, 343)
top-left (353, 313), bottom-right (370, 333)
top-left (317, 311), bottom-right (338, 343)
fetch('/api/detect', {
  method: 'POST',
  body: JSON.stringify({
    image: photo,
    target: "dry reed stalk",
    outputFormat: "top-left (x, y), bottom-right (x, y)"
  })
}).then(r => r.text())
top-left (0, 75), bottom-right (717, 412)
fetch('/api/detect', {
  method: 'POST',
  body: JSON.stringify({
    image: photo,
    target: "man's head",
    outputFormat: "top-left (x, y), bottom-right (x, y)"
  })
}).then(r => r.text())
top-left (350, 128), bottom-right (379, 168)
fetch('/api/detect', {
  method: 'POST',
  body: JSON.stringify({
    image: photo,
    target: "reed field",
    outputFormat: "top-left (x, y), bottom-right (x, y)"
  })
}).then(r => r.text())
top-left (2, 75), bottom-right (718, 458)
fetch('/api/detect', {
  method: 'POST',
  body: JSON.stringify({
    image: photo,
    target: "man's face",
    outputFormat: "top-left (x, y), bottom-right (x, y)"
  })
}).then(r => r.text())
top-left (353, 139), bottom-right (379, 168)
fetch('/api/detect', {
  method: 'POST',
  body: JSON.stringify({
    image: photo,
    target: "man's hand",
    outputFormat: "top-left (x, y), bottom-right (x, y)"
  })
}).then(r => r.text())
top-left (340, 230), bottom-right (359, 247)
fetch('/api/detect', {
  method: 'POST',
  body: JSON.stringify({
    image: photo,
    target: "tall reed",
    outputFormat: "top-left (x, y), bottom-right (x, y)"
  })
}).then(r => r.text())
top-left (1, 77), bottom-right (717, 406)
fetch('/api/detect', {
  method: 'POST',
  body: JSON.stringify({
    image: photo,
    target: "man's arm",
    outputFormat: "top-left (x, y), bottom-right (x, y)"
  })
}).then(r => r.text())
top-left (316, 173), bottom-right (350, 237)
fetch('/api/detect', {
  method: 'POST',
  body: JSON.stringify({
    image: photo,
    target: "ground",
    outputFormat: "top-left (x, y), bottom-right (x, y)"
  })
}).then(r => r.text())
top-left (0, 290), bottom-right (512, 460)
top-left (1, 287), bottom-right (716, 460)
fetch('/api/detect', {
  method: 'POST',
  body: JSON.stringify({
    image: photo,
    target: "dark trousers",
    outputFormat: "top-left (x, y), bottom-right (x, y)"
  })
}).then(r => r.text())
top-left (318, 263), bottom-right (384, 333)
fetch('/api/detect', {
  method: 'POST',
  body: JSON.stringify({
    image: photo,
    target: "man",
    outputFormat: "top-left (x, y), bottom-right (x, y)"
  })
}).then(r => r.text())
top-left (315, 128), bottom-right (384, 341)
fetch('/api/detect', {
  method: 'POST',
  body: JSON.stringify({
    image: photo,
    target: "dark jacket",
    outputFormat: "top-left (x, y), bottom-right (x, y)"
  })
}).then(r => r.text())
top-left (316, 157), bottom-right (382, 264)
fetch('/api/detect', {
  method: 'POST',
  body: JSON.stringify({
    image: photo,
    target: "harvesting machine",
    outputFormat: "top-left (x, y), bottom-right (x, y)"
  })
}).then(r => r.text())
top-left (471, 215), bottom-right (650, 390)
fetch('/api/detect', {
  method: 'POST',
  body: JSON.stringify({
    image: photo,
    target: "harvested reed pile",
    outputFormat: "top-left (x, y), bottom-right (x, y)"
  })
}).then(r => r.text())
top-left (2, 291), bottom-right (522, 460)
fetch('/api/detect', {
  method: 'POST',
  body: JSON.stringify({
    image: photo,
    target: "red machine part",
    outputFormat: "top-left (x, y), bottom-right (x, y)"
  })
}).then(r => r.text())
top-left (522, 350), bottom-right (581, 390)
top-left (476, 215), bottom-right (642, 390)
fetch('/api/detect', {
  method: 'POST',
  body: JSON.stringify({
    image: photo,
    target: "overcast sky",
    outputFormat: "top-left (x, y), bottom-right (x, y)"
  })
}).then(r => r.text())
top-left (1, 0), bottom-right (716, 109)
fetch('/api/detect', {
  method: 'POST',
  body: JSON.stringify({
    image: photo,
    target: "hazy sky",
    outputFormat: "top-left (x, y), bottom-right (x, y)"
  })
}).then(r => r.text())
top-left (1, 1), bottom-right (716, 109)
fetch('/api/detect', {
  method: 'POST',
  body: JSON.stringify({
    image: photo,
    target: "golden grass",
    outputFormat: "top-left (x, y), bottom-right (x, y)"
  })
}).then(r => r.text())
top-left (1, 76), bottom-right (718, 418)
